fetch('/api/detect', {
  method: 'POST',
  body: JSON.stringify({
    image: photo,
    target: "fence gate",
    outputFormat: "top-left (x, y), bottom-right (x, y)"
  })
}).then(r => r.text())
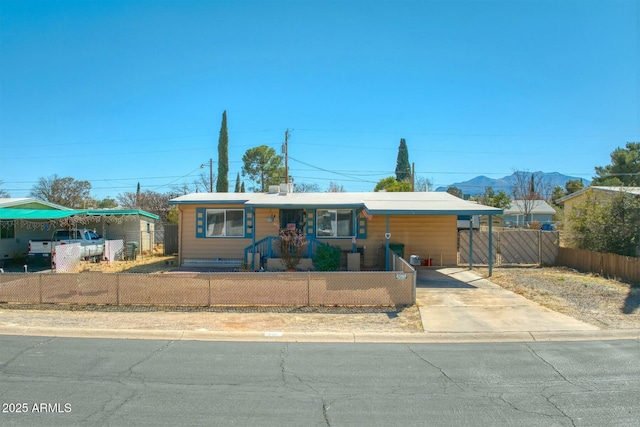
top-left (163, 224), bottom-right (179, 255)
top-left (458, 231), bottom-right (496, 264)
top-left (459, 230), bottom-right (559, 266)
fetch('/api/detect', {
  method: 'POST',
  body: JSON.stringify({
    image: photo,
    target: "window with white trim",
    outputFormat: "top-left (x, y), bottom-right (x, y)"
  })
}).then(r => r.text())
top-left (316, 209), bottom-right (353, 237)
top-left (206, 209), bottom-right (244, 237)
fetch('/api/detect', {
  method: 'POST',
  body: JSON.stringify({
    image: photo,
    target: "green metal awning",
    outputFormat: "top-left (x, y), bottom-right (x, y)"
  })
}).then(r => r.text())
top-left (0, 209), bottom-right (83, 220)
top-left (0, 208), bottom-right (159, 221)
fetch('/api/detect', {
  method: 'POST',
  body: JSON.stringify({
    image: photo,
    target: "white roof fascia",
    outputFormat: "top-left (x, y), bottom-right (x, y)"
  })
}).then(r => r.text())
top-left (0, 197), bottom-right (72, 210)
top-left (556, 186), bottom-right (640, 204)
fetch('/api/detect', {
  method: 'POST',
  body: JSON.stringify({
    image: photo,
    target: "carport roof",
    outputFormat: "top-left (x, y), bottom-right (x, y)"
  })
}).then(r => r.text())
top-left (170, 191), bottom-right (503, 215)
top-left (0, 209), bottom-right (78, 220)
top-left (0, 209), bottom-right (159, 220)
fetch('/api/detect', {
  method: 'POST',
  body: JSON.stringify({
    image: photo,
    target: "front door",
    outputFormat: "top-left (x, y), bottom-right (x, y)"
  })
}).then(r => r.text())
top-left (280, 209), bottom-right (305, 233)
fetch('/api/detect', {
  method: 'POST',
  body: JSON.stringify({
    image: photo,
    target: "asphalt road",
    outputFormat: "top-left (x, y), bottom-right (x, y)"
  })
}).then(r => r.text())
top-left (0, 337), bottom-right (639, 426)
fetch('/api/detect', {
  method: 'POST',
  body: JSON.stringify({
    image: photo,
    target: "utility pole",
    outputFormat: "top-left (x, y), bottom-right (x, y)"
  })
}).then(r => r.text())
top-left (201, 159), bottom-right (213, 192)
top-left (411, 162), bottom-right (415, 192)
top-left (283, 129), bottom-right (290, 184)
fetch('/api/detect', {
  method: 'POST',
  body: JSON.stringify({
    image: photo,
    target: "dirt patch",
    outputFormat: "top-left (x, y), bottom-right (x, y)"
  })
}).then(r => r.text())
top-left (474, 266), bottom-right (640, 329)
top-left (75, 254), bottom-right (180, 274)
top-left (0, 305), bottom-right (424, 333)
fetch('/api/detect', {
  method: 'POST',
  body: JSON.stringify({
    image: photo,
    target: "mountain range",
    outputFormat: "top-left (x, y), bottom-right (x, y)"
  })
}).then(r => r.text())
top-left (435, 172), bottom-right (588, 196)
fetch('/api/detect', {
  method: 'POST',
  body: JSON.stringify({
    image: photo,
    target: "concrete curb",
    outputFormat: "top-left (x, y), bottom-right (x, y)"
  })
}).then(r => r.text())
top-left (1, 325), bottom-right (638, 343)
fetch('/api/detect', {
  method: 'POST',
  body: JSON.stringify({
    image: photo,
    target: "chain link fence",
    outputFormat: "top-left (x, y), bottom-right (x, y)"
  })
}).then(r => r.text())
top-left (0, 270), bottom-right (415, 307)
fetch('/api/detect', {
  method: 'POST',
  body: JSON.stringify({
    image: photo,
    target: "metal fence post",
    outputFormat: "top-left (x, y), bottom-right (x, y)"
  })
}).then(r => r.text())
top-left (412, 269), bottom-right (416, 304)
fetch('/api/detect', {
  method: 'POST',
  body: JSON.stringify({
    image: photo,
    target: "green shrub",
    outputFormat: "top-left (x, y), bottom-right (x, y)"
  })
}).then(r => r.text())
top-left (312, 244), bottom-right (341, 271)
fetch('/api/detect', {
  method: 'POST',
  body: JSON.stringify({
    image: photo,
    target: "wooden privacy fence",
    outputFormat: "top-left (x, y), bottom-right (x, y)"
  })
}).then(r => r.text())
top-left (459, 230), bottom-right (559, 266)
top-left (556, 247), bottom-right (640, 284)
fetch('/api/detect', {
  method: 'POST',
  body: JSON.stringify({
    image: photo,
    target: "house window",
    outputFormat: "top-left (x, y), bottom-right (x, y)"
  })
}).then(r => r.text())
top-left (206, 209), bottom-right (244, 237)
top-left (316, 209), bottom-right (353, 237)
top-left (0, 221), bottom-right (15, 239)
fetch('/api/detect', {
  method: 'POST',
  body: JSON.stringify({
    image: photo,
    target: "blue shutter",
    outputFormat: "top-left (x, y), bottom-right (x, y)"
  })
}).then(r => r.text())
top-left (357, 215), bottom-right (367, 239)
top-left (244, 208), bottom-right (254, 238)
top-left (196, 208), bottom-right (206, 238)
top-left (306, 209), bottom-right (316, 236)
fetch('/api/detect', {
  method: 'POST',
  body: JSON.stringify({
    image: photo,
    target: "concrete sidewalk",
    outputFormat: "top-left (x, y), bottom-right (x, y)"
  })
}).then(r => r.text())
top-left (0, 268), bottom-right (638, 343)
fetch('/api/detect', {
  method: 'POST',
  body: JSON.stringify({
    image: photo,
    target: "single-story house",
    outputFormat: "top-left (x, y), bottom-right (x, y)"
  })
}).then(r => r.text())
top-left (502, 200), bottom-right (556, 227)
top-left (557, 186), bottom-right (640, 218)
top-left (0, 198), bottom-right (159, 262)
top-left (169, 187), bottom-right (503, 271)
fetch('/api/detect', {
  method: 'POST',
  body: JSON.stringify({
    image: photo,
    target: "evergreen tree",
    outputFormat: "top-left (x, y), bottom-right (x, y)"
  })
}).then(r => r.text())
top-left (565, 179), bottom-right (584, 194)
top-left (447, 186), bottom-right (463, 199)
top-left (241, 145), bottom-right (283, 192)
top-left (529, 174), bottom-right (535, 195)
top-left (216, 110), bottom-right (229, 192)
top-left (593, 142), bottom-right (639, 186)
top-left (395, 138), bottom-right (411, 182)
top-left (234, 173), bottom-right (241, 192)
top-left (474, 186), bottom-right (511, 209)
top-left (374, 176), bottom-right (411, 192)
top-left (240, 182), bottom-right (245, 192)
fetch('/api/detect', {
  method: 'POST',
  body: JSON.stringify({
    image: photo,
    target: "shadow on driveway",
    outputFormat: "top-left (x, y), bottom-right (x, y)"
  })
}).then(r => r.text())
top-left (416, 268), bottom-right (477, 289)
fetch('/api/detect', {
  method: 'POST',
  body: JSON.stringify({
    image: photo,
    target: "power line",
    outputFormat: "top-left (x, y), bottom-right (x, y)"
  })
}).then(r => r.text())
top-left (288, 156), bottom-right (377, 184)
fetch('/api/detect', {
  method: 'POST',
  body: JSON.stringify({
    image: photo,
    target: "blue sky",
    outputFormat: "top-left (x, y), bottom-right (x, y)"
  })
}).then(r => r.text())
top-left (1, 0), bottom-right (638, 200)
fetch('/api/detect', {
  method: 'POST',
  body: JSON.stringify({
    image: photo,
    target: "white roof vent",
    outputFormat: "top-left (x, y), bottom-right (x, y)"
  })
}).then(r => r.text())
top-left (279, 183), bottom-right (294, 195)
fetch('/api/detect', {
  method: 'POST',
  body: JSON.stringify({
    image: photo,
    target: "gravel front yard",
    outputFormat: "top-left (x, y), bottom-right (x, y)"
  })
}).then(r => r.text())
top-left (475, 266), bottom-right (640, 329)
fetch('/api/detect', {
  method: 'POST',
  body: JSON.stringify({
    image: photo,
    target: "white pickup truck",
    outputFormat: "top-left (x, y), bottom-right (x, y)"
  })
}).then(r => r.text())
top-left (28, 229), bottom-right (104, 261)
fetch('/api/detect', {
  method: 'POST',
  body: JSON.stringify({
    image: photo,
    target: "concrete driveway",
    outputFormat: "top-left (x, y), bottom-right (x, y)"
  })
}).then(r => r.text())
top-left (417, 268), bottom-right (600, 334)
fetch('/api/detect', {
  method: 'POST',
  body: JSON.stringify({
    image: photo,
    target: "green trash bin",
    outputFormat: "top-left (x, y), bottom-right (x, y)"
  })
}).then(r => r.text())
top-left (389, 243), bottom-right (405, 258)
top-left (126, 242), bottom-right (139, 260)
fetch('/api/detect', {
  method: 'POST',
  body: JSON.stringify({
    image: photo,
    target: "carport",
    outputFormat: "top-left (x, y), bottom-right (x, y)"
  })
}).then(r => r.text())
top-left (362, 194), bottom-right (501, 275)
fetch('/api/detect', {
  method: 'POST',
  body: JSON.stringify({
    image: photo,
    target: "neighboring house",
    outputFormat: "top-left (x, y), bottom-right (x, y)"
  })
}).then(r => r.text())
top-left (0, 198), bottom-right (159, 262)
top-left (502, 200), bottom-right (556, 227)
top-left (557, 186), bottom-right (640, 256)
top-left (557, 186), bottom-right (640, 221)
top-left (169, 187), bottom-right (503, 270)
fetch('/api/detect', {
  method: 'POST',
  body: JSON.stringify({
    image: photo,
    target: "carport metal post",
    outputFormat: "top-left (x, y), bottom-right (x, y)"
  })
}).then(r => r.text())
top-left (468, 217), bottom-right (474, 270)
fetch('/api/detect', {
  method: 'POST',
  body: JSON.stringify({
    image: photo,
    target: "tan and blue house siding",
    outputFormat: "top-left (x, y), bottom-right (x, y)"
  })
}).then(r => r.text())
top-left (171, 191), bottom-right (497, 269)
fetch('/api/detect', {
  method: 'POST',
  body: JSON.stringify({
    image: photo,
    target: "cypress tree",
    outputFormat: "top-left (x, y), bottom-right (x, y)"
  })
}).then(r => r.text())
top-left (234, 173), bottom-right (241, 193)
top-left (395, 138), bottom-right (411, 182)
top-left (216, 111), bottom-right (229, 192)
